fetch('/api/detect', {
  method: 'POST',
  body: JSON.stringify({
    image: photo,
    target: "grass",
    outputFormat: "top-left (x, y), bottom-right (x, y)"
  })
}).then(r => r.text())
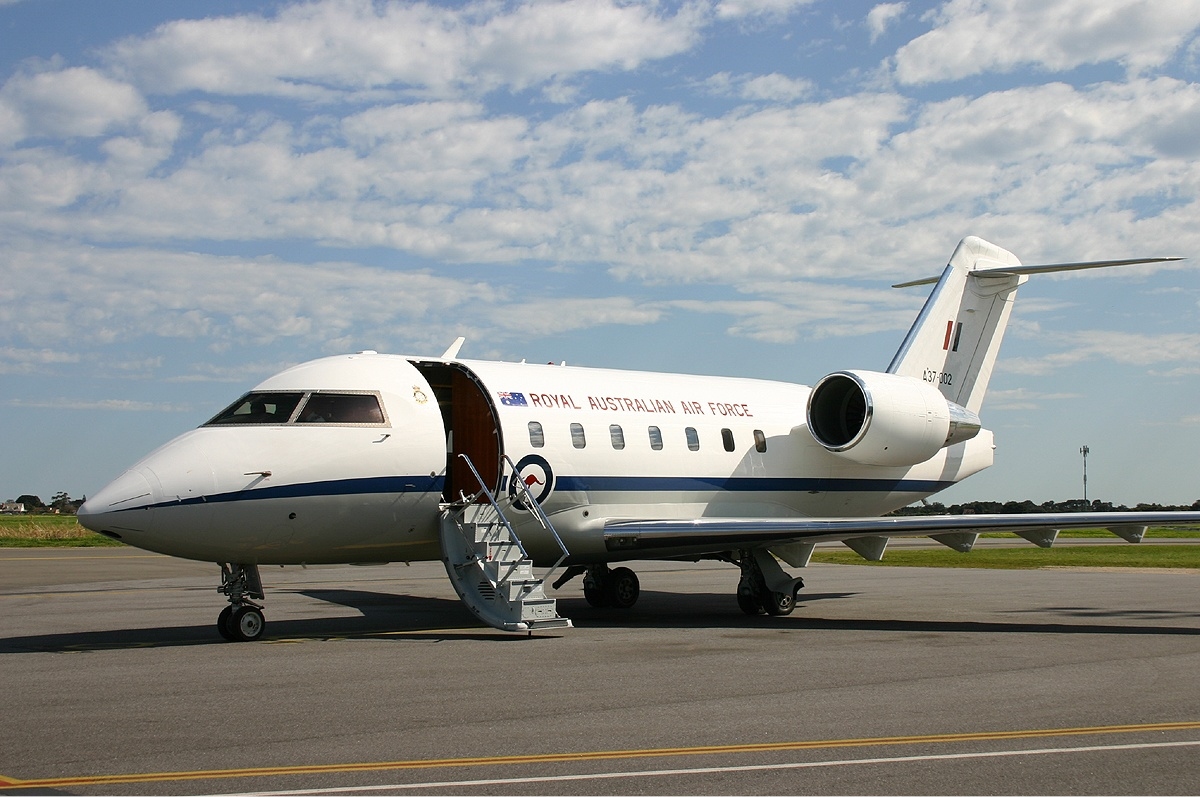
top-left (0, 515), bottom-right (122, 548)
top-left (812, 543), bottom-right (1200, 570)
top-left (1, 517), bottom-right (1197, 568)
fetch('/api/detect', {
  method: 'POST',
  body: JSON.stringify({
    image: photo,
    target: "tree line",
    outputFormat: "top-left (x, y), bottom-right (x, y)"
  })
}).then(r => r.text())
top-left (892, 499), bottom-right (1200, 515)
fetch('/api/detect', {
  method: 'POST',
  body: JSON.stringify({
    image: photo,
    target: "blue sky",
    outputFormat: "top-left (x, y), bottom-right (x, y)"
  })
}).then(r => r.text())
top-left (2, 0), bottom-right (1198, 507)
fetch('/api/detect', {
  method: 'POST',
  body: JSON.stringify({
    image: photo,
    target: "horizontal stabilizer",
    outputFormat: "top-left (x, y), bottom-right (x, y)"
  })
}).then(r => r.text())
top-left (894, 256), bottom-right (1183, 288)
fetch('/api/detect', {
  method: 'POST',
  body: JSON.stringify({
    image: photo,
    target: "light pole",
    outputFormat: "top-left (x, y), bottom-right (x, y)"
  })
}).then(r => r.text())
top-left (1079, 445), bottom-right (1090, 504)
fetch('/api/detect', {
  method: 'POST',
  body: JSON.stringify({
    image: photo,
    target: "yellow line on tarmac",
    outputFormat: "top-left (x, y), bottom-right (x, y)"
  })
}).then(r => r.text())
top-left (2, 720), bottom-right (1199, 791)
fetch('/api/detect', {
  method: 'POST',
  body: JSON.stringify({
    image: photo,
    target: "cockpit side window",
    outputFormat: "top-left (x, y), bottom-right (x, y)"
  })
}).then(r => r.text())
top-left (205, 392), bottom-right (305, 425)
top-left (296, 393), bottom-right (386, 425)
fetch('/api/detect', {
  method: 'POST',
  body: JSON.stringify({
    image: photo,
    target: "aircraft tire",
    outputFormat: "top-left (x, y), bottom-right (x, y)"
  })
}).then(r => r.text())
top-left (605, 567), bottom-right (640, 609)
top-left (217, 606), bottom-right (235, 641)
top-left (764, 591), bottom-right (795, 616)
top-left (228, 606), bottom-right (265, 642)
top-left (583, 580), bottom-right (608, 608)
top-left (736, 584), bottom-right (764, 615)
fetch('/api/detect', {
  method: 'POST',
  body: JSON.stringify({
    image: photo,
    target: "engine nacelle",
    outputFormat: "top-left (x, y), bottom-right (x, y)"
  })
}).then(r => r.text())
top-left (806, 370), bottom-right (981, 467)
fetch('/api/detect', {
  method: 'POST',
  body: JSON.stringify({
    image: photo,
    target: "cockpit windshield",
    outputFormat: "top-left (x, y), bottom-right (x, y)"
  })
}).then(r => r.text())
top-left (204, 391), bottom-right (388, 427)
top-left (205, 392), bottom-right (305, 425)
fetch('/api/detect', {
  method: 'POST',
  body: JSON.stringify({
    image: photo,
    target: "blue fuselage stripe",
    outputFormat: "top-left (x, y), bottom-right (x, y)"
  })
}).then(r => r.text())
top-left (554, 476), bottom-right (956, 493)
top-left (122, 474), bottom-right (952, 513)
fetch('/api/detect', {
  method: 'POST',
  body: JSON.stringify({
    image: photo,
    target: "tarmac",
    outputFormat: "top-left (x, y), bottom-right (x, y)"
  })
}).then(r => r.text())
top-left (1, 546), bottom-right (1198, 795)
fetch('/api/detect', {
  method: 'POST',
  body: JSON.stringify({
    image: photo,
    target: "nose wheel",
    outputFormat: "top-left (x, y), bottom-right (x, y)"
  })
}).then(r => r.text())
top-left (217, 604), bottom-right (266, 641)
top-left (217, 563), bottom-right (266, 642)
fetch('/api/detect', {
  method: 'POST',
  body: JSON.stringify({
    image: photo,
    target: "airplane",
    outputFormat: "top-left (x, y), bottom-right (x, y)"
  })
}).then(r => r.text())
top-left (77, 236), bottom-right (1200, 641)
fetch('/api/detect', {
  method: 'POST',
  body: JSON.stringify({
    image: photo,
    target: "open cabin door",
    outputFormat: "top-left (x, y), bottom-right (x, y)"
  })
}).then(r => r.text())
top-left (412, 362), bottom-right (503, 502)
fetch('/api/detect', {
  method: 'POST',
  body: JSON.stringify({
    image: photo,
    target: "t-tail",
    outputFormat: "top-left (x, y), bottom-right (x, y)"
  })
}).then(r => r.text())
top-left (887, 235), bottom-right (1181, 414)
top-left (805, 236), bottom-right (1180, 469)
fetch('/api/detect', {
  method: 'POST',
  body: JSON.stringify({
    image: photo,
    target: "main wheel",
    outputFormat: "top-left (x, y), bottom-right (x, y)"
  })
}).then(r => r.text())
top-left (583, 579), bottom-right (609, 608)
top-left (763, 590), bottom-right (795, 616)
top-left (217, 606), bottom-right (235, 641)
top-left (605, 567), bottom-right (640, 609)
top-left (227, 606), bottom-right (265, 642)
top-left (736, 584), bottom-right (764, 615)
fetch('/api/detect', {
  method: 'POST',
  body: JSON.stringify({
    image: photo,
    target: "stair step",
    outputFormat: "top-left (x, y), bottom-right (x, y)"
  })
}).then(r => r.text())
top-left (484, 559), bottom-right (533, 582)
top-left (437, 469), bottom-right (571, 634)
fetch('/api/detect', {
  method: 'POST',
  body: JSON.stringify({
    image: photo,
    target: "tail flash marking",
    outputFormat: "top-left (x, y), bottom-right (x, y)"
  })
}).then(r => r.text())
top-left (942, 321), bottom-right (963, 352)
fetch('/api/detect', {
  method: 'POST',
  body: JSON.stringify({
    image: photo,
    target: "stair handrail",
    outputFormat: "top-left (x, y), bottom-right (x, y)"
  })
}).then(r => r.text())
top-left (452, 453), bottom-right (531, 561)
top-left (453, 453), bottom-right (571, 589)
top-left (500, 453), bottom-right (570, 583)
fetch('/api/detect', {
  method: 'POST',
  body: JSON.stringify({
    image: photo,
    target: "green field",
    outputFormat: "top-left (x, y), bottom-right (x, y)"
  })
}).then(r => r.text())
top-left (0, 515), bottom-right (122, 548)
top-left (812, 543), bottom-right (1200, 570)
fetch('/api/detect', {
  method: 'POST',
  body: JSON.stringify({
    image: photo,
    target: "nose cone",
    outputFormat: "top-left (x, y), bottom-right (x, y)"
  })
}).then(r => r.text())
top-left (78, 469), bottom-right (156, 535)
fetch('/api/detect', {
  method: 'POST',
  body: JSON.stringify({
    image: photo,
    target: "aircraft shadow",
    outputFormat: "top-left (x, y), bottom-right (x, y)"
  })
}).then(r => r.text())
top-left (4, 589), bottom-right (1197, 653)
top-left (0, 591), bottom-right (512, 654)
top-left (556, 590), bottom-right (1200, 635)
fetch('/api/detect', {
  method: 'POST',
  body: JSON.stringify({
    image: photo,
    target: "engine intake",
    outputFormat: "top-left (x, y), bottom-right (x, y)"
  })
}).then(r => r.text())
top-left (807, 370), bottom-right (981, 467)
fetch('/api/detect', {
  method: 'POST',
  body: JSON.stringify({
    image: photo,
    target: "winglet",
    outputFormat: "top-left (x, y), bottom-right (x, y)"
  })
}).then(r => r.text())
top-left (441, 337), bottom-right (466, 359)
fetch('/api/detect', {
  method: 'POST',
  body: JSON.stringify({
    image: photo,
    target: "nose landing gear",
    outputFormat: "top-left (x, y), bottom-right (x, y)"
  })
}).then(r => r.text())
top-left (217, 563), bottom-right (266, 641)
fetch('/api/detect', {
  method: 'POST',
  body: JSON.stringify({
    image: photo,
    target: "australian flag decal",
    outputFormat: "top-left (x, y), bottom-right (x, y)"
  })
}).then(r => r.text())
top-left (499, 391), bottom-right (528, 407)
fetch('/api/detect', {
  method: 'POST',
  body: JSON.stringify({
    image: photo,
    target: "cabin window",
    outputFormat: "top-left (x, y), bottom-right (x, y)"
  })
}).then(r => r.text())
top-left (297, 393), bottom-right (386, 425)
top-left (721, 428), bottom-right (735, 452)
top-left (648, 426), bottom-right (663, 450)
top-left (528, 421), bottom-right (545, 448)
top-left (685, 427), bottom-right (700, 451)
top-left (570, 423), bottom-right (587, 449)
top-left (205, 392), bottom-right (305, 425)
top-left (754, 429), bottom-right (767, 453)
top-left (610, 424), bottom-right (625, 450)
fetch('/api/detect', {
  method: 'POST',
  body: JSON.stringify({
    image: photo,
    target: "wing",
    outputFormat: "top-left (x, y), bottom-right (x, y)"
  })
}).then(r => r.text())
top-left (603, 511), bottom-right (1200, 561)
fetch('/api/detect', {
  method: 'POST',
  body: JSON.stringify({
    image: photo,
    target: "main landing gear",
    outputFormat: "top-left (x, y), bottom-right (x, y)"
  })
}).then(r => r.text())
top-left (553, 563), bottom-right (642, 608)
top-left (735, 548), bottom-right (804, 616)
top-left (217, 563), bottom-right (266, 642)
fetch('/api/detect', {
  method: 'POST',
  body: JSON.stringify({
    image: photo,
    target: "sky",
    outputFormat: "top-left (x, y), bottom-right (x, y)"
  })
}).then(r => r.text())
top-left (1, 0), bottom-right (1198, 508)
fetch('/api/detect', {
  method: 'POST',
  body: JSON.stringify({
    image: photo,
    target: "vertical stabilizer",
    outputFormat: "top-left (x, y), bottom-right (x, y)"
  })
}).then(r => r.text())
top-left (887, 236), bottom-right (1026, 414)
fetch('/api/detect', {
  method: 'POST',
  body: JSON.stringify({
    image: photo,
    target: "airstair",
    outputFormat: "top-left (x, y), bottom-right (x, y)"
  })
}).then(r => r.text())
top-left (438, 455), bottom-right (573, 633)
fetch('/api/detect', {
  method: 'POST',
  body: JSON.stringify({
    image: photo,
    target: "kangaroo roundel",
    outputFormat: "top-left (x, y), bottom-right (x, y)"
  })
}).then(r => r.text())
top-left (509, 454), bottom-right (555, 510)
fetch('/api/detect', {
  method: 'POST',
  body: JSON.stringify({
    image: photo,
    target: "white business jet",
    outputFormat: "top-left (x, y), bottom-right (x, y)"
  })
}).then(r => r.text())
top-left (78, 237), bottom-right (1200, 641)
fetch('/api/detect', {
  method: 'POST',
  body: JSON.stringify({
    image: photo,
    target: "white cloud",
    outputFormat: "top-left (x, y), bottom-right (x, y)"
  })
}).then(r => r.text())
top-left (703, 72), bottom-right (814, 101)
top-left (715, 0), bottom-right (814, 20)
top-left (892, 0), bottom-right (1200, 85)
top-left (1002, 330), bottom-right (1200, 375)
top-left (867, 3), bottom-right (906, 44)
top-left (106, 0), bottom-right (708, 100)
top-left (0, 67), bottom-right (147, 145)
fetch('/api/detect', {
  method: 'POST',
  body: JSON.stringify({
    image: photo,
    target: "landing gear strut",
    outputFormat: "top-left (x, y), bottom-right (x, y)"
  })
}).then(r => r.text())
top-left (217, 563), bottom-right (265, 642)
top-left (735, 549), bottom-right (803, 616)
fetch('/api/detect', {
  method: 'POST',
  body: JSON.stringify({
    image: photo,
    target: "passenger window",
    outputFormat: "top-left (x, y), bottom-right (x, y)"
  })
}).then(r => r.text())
top-left (610, 424), bottom-right (625, 450)
top-left (754, 429), bottom-right (767, 453)
top-left (721, 428), bottom-right (735, 452)
top-left (297, 393), bottom-right (385, 424)
top-left (648, 426), bottom-right (663, 450)
top-left (685, 427), bottom-right (700, 451)
top-left (570, 423), bottom-right (586, 449)
top-left (205, 392), bottom-right (304, 425)
top-left (528, 421), bottom-right (545, 448)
